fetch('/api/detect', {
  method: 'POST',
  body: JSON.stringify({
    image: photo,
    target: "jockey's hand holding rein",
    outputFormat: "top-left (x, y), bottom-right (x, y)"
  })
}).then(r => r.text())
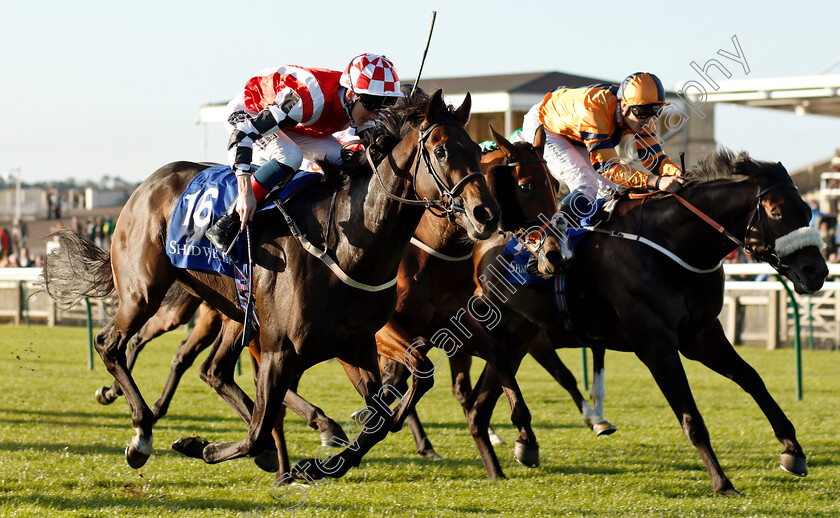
top-left (235, 171), bottom-right (257, 230)
top-left (648, 173), bottom-right (685, 193)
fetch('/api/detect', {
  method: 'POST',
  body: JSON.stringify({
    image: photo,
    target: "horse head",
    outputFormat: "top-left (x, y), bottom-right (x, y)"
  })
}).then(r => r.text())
top-left (733, 155), bottom-right (828, 294)
top-left (394, 90), bottom-right (500, 240)
top-left (482, 124), bottom-right (572, 276)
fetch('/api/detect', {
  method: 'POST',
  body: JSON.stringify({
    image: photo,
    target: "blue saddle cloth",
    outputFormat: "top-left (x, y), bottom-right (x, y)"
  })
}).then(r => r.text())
top-left (499, 238), bottom-right (554, 287)
top-left (166, 165), bottom-right (320, 278)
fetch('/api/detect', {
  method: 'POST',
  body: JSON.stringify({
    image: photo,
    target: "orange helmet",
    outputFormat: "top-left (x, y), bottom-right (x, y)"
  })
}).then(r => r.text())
top-left (617, 72), bottom-right (666, 106)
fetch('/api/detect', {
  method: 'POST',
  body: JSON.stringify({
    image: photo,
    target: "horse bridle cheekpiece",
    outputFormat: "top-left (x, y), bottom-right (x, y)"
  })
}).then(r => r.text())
top-left (745, 183), bottom-right (819, 271)
top-left (370, 121), bottom-right (483, 216)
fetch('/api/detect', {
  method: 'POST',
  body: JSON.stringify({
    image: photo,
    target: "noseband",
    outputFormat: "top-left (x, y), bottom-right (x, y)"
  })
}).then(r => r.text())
top-left (369, 121), bottom-right (484, 216)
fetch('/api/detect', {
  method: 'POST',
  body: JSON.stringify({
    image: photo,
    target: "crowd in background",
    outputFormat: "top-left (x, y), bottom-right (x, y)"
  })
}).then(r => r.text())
top-left (0, 218), bottom-right (38, 267)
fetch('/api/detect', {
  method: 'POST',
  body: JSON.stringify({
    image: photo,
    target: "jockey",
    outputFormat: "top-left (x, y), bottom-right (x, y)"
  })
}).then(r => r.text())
top-left (520, 72), bottom-right (685, 226)
top-left (205, 53), bottom-right (405, 255)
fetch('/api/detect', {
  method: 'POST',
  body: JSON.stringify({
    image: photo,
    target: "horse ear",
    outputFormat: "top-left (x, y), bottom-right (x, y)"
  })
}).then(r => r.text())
top-left (533, 125), bottom-right (546, 156)
top-left (489, 124), bottom-right (518, 161)
top-left (453, 92), bottom-right (472, 125)
top-left (424, 89), bottom-right (445, 123)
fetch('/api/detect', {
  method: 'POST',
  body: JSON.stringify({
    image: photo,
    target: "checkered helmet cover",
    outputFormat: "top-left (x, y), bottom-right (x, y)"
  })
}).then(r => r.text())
top-left (341, 53), bottom-right (404, 97)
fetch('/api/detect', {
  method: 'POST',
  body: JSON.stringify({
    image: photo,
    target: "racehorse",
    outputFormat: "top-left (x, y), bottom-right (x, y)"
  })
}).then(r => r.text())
top-left (42, 89), bottom-right (501, 477)
top-left (464, 149), bottom-right (827, 494)
top-left (369, 124), bottom-right (573, 478)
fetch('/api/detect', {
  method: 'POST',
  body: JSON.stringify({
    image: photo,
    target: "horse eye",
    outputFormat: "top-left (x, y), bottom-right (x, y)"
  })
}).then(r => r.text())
top-left (518, 183), bottom-right (532, 193)
top-left (434, 147), bottom-right (446, 159)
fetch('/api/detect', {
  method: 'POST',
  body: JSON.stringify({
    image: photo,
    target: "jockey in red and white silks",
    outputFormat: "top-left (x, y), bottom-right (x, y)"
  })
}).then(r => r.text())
top-left (206, 53), bottom-right (405, 255)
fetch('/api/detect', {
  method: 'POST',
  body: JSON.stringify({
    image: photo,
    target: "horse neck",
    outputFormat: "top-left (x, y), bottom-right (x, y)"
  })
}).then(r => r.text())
top-left (413, 211), bottom-right (472, 256)
top-left (334, 135), bottom-right (427, 283)
top-left (647, 180), bottom-right (758, 264)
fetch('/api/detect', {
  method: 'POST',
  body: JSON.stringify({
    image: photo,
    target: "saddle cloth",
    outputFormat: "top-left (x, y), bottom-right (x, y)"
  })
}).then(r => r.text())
top-left (166, 165), bottom-right (320, 278)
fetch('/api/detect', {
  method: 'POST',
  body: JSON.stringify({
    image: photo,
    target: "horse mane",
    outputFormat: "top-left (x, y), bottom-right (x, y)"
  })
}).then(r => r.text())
top-left (683, 148), bottom-right (790, 186)
top-left (317, 90), bottom-right (435, 183)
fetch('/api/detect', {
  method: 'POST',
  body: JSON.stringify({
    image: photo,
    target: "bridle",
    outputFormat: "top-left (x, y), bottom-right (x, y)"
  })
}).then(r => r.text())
top-left (668, 182), bottom-right (801, 272)
top-left (367, 121), bottom-right (483, 217)
top-left (498, 148), bottom-right (565, 256)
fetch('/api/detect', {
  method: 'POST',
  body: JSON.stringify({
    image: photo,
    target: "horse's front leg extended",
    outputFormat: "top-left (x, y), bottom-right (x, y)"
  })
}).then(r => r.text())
top-left (630, 324), bottom-right (737, 496)
top-left (291, 340), bottom-right (393, 481)
top-left (679, 320), bottom-right (807, 477)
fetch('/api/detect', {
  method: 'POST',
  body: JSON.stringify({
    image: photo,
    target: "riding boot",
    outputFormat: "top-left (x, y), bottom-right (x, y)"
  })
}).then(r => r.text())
top-left (205, 204), bottom-right (241, 260)
top-left (205, 159), bottom-right (295, 259)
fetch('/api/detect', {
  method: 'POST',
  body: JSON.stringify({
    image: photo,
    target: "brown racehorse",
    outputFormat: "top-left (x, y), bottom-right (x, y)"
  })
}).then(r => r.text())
top-left (42, 90), bottom-right (501, 478)
top-left (465, 150), bottom-right (827, 494)
top-left (369, 124), bottom-right (572, 478)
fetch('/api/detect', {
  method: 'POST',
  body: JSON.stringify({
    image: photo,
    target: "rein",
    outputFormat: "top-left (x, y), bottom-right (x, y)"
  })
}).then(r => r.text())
top-left (624, 182), bottom-right (804, 273)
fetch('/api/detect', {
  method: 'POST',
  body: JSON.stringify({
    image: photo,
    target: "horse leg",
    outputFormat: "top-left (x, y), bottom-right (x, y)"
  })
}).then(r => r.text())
top-left (94, 332), bottom-right (145, 405)
top-left (378, 357), bottom-right (442, 460)
top-left (680, 321), bottom-right (807, 477)
top-left (631, 327), bottom-right (737, 495)
top-left (152, 303), bottom-right (221, 420)
top-left (199, 345), bottom-right (297, 465)
top-left (374, 321), bottom-right (436, 432)
top-left (459, 316), bottom-right (539, 468)
top-left (586, 346), bottom-right (615, 435)
top-left (198, 321), bottom-right (254, 422)
top-left (95, 283), bottom-right (173, 468)
top-left (530, 332), bottom-right (615, 435)
top-left (291, 341), bottom-right (394, 481)
top-left (283, 388), bottom-right (349, 447)
top-left (96, 295), bottom-right (203, 406)
top-left (449, 350), bottom-right (509, 446)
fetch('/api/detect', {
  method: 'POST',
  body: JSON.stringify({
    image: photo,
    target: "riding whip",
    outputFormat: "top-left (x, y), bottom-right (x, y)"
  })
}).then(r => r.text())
top-left (411, 11), bottom-right (437, 97)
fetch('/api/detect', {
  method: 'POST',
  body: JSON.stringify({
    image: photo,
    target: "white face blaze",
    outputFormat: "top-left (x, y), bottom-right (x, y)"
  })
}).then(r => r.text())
top-left (774, 227), bottom-right (823, 257)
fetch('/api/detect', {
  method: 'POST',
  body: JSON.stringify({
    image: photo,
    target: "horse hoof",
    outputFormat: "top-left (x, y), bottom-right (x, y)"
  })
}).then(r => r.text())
top-left (319, 426), bottom-right (349, 447)
top-left (488, 427), bottom-right (505, 446)
top-left (253, 450), bottom-right (280, 473)
top-left (592, 421), bottom-right (617, 436)
top-left (513, 441), bottom-right (540, 468)
top-left (94, 387), bottom-right (115, 405)
top-left (125, 434), bottom-right (153, 469)
top-left (780, 452), bottom-right (807, 477)
top-left (171, 435), bottom-right (209, 460)
top-left (419, 450), bottom-right (444, 461)
top-left (291, 457), bottom-right (326, 482)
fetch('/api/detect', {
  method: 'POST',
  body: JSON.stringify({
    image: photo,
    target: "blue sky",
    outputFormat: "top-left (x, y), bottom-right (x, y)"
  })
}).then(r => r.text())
top-left (2, 0), bottom-right (839, 183)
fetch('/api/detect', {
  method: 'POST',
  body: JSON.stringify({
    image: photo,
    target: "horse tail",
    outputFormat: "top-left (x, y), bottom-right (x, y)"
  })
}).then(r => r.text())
top-left (41, 229), bottom-right (115, 306)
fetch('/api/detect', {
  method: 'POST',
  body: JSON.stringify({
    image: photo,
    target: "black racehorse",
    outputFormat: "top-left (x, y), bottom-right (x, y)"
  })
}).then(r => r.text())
top-left (464, 150), bottom-right (827, 494)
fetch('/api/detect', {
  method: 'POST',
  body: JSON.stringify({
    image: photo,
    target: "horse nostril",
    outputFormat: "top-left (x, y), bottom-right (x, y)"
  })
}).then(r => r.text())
top-left (473, 205), bottom-right (495, 224)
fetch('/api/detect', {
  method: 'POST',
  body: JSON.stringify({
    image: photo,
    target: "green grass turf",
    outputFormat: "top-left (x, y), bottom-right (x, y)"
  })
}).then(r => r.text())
top-left (0, 325), bottom-right (838, 517)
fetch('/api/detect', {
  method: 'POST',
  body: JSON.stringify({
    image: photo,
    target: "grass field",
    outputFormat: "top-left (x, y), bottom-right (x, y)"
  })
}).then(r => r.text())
top-left (0, 325), bottom-right (839, 517)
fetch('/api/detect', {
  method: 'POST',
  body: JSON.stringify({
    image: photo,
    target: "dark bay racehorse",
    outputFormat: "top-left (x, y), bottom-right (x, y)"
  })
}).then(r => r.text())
top-left (42, 90), bottom-right (501, 477)
top-left (465, 150), bottom-right (827, 494)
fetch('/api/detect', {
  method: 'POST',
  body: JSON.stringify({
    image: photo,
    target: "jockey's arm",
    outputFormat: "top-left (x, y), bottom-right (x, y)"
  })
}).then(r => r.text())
top-left (227, 88), bottom-right (305, 176)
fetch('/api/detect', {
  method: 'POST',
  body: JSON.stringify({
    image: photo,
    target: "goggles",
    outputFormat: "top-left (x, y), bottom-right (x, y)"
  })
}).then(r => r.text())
top-left (629, 103), bottom-right (664, 119)
top-left (357, 94), bottom-right (398, 112)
